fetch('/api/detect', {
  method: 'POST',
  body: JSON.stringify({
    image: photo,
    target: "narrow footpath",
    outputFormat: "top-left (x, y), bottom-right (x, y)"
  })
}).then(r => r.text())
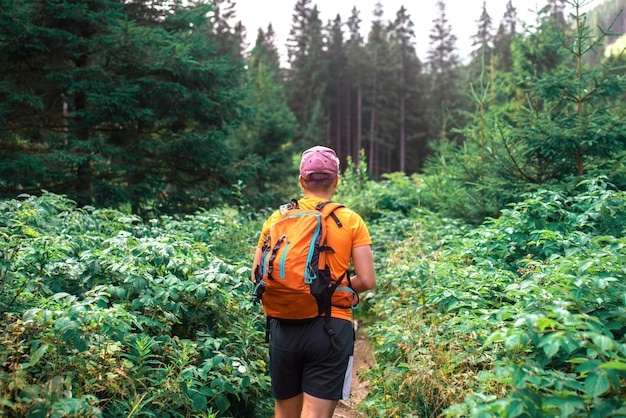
top-left (333, 323), bottom-right (375, 418)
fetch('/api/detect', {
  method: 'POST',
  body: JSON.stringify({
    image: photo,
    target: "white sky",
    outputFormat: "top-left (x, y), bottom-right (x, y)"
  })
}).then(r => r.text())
top-left (234, 0), bottom-right (596, 63)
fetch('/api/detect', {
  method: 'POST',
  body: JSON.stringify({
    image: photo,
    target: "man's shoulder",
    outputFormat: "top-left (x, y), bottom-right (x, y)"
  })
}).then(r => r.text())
top-left (332, 205), bottom-right (369, 229)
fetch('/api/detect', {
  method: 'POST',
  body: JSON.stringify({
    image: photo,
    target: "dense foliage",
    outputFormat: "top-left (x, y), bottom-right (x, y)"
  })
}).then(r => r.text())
top-left (0, 192), bottom-right (272, 417)
top-left (0, 0), bottom-right (299, 215)
top-left (358, 176), bottom-right (626, 417)
top-left (2, 0), bottom-right (626, 220)
top-left (2, 0), bottom-right (626, 417)
top-left (421, 1), bottom-right (626, 225)
top-left (3, 171), bottom-right (626, 417)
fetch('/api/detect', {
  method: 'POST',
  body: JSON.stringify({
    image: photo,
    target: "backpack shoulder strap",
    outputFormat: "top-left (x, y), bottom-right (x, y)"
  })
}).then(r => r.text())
top-left (315, 201), bottom-right (345, 228)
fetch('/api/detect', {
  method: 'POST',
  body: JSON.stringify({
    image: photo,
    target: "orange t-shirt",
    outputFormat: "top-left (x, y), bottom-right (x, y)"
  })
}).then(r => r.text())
top-left (257, 196), bottom-right (372, 321)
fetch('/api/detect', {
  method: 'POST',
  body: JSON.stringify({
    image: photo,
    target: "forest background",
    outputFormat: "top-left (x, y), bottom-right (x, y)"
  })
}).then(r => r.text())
top-left (1, 0), bottom-right (625, 219)
top-left (1, 0), bottom-right (626, 416)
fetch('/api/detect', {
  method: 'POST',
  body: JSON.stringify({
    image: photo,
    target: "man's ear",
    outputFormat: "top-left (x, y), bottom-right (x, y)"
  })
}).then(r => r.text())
top-left (299, 175), bottom-right (306, 189)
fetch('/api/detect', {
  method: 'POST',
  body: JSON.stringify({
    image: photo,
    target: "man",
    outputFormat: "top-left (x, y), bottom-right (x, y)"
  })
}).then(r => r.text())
top-left (251, 145), bottom-right (376, 418)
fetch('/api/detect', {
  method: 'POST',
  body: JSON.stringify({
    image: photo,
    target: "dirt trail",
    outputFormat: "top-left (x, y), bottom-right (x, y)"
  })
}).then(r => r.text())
top-left (333, 322), bottom-right (375, 418)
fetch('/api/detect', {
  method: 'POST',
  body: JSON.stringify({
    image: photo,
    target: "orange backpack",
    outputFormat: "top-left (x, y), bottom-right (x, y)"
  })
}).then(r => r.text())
top-left (253, 200), bottom-right (354, 347)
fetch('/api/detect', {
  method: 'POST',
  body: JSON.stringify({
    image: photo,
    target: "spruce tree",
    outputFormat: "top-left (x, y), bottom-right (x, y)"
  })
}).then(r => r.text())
top-left (230, 27), bottom-right (298, 208)
top-left (285, 0), bottom-right (327, 146)
top-left (253, 24), bottom-right (281, 68)
top-left (345, 6), bottom-right (368, 166)
top-left (426, 0), bottom-right (462, 144)
top-left (212, 0), bottom-right (243, 59)
top-left (470, 1), bottom-right (494, 63)
top-left (325, 14), bottom-right (347, 157)
top-left (362, 2), bottom-right (404, 176)
top-left (388, 6), bottom-right (421, 173)
top-left (0, 0), bottom-right (247, 214)
top-left (365, 2), bottom-right (385, 177)
top-left (492, 0), bottom-right (518, 72)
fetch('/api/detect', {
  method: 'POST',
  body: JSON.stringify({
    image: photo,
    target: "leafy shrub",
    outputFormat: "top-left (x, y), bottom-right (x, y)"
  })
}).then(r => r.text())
top-left (0, 193), bottom-right (272, 417)
top-left (336, 153), bottom-right (424, 223)
top-left (362, 177), bottom-right (626, 417)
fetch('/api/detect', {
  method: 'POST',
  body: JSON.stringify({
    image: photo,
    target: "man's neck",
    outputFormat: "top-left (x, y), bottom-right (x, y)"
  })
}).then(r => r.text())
top-left (303, 191), bottom-right (334, 201)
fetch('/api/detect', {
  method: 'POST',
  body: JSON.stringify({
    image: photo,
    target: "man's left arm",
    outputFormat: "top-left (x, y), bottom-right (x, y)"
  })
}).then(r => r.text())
top-left (350, 245), bottom-right (375, 293)
top-left (251, 247), bottom-right (262, 283)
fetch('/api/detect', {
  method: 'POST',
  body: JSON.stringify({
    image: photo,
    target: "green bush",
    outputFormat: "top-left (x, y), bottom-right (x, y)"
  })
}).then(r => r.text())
top-left (0, 193), bottom-right (272, 417)
top-left (4, 174), bottom-right (626, 418)
top-left (361, 177), bottom-right (626, 417)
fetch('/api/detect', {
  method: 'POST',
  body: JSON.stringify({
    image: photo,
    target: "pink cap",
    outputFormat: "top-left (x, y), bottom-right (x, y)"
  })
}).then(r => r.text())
top-left (299, 146), bottom-right (340, 181)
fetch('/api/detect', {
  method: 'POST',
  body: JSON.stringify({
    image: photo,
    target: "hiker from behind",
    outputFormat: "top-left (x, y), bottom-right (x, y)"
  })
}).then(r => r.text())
top-left (251, 145), bottom-right (376, 418)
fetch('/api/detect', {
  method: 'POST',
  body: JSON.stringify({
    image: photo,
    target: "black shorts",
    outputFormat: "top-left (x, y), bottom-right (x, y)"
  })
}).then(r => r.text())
top-left (269, 317), bottom-right (355, 400)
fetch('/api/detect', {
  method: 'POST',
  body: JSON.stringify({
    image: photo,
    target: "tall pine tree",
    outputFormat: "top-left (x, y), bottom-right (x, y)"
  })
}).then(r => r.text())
top-left (230, 26), bottom-right (298, 207)
top-left (388, 6), bottom-right (418, 173)
top-left (426, 0), bottom-right (462, 144)
top-left (0, 0), bottom-right (247, 214)
top-left (345, 6), bottom-right (368, 166)
top-left (325, 14), bottom-right (347, 157)
top-left (286, 0), bottom-right (327, 146)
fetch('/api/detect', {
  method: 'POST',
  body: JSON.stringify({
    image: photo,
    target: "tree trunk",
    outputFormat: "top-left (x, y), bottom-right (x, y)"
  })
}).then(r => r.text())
top-left (369, 47), bottom-right (378, 177)
top-left (346, 84), bottom-right (351, 164)
top-left (400, 94), bottom-right (406, 173)
top-left (73, 52), bottom-right (93, 204)
top-left (356, 85), bottom-right (362, 167)
top-left (336, 81), bottom-right (342, 156)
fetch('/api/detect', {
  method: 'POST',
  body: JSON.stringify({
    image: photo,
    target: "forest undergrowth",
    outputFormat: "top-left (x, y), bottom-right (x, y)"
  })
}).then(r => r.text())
top-left (1, 174), bottom-right (626, 417)
top-left (354, 176), bottom-right (626, 417)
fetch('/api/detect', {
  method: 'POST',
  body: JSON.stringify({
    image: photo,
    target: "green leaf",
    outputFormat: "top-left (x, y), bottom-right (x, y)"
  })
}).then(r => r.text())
top-left (577, 260), bottom-right (594, 275)
top-left (507, 400), bottom-right (525, 418)
top-left (214, 393), bottom-right (230, 412)
top-left (28, 344), bottom-right (49, 368)
top-left (585, 372), bottom-right (611, 397)
top-left (544, 395), bottom-right (584, 416)
top-left (482, 331), bottom-right (503, 348)
top-left (196, 286), bottom-right (207, 298)
top-left (592, 335), bottom-right (614, 354)
top-left (598, 361), bottom-right (626, 371)
top-left (505, 333), bottom-right (527, 351)
top-left (575, 359), bottom-right (602, 373)
top-left (536, 317), bottom-right (556, 332)
top-left (72, 335), bottom-right (88, 352)
top-left (541, 338), bottom-right (560, 359)
top-left (191, 393), bottom-right (207, 410)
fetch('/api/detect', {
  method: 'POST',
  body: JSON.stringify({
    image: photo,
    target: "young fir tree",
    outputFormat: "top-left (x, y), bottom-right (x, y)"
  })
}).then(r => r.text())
top-left (504, 0), bottom-right (626, 183)
top-left (421, 0), bottom-right (626, 223)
